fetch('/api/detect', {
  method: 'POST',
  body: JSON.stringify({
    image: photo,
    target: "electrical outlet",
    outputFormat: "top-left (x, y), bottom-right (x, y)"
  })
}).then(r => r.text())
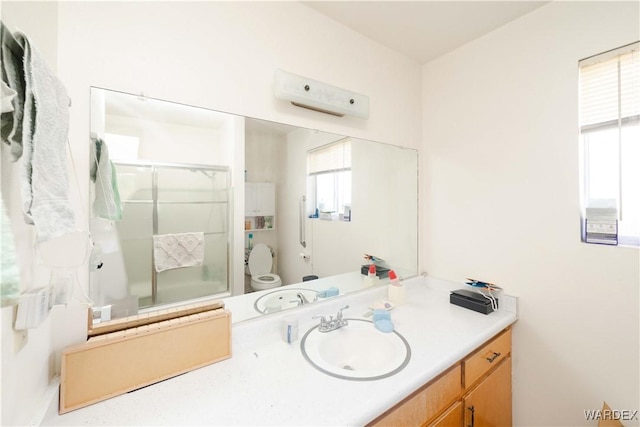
top-left (14, 287), bottom-right (50, 330)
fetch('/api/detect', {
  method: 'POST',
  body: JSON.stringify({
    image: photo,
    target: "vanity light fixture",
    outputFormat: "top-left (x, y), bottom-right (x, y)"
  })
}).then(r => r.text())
top-left (274, 69), bottom-right (369, 119)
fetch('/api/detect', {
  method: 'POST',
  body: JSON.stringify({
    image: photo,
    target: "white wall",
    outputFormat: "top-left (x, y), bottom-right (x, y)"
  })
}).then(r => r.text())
top-left (1, 3), bottom-right (71, 426)
top-left (422, 2), bottom-right (639, 426)
top-left (1, 2), bottom-right (423, 425)
top-left (56, 1), bottom-right (422, 149)
top-left (1, 2), bottom-right (54, 425)
top-left (311, 138), bottom-right (418, 278)
top-left (278, 128), bottom-right (345, 284)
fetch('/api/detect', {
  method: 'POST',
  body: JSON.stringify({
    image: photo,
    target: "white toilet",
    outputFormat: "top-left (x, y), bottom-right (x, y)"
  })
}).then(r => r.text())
top-left (248, 243), bottom-right (282, 291)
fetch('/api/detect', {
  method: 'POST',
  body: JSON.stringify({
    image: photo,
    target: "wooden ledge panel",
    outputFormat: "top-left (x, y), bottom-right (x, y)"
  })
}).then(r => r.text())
top-left (60, 308), bottom-right (231, 414)
top-left (88, 300), bottom-right (226, 338)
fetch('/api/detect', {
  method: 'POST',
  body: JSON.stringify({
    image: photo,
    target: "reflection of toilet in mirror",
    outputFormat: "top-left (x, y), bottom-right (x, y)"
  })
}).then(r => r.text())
top-left (248, 243), bottom-right (282, 291)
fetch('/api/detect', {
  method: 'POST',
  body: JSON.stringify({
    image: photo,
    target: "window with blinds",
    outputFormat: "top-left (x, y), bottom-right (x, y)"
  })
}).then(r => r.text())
top-left (307, 138), bottom-right (352, 221)
top-left (579, 42), bottom-right (639, 246)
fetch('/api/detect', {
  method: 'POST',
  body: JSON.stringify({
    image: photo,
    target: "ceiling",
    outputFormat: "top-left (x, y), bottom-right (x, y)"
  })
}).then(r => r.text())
top-left (302, 1), bottom-right (549, 64)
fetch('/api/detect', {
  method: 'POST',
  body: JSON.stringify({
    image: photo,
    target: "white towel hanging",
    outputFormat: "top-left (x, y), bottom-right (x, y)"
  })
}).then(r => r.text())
top-left (153, 232), bottom-right (205, 272)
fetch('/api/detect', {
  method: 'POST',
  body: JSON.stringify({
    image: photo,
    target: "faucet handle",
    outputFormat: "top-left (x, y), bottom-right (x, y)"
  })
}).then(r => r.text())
top-left (337, 305), bottom-right (349, 318)
top-left (313, 314), bottom-right (332, 331)
top-left (313, 314), bottom-right (328, 324)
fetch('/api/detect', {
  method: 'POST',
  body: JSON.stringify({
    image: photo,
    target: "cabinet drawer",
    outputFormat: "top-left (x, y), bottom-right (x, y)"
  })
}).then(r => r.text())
top-left (463, 328), bottom-right (511, 388)
top-left (370, 364), bottom-right (462, 427)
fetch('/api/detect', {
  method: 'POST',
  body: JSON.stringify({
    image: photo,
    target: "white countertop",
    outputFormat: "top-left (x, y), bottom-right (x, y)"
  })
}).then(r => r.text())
top-left (42, 275), bottom-right (517, 426)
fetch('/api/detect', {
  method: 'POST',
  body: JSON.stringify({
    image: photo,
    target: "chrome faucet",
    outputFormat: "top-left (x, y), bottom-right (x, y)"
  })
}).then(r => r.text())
top-left (313, 305), bottom-right (349, 332)
top-left (297, 292), bottom-right (311, 305)
top-left (290, 292), bottom-right (314, 307)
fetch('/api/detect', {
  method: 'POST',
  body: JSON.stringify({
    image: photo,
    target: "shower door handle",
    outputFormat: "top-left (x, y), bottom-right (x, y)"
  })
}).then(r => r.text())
top-left (299, 196), bottom-right (306, 248)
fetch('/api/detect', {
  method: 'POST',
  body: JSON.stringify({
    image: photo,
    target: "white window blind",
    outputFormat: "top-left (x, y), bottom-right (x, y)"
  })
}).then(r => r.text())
top-left (307, 138), bottom-right (351, 175)
top-left (580, 43), bottom-right (640, 130)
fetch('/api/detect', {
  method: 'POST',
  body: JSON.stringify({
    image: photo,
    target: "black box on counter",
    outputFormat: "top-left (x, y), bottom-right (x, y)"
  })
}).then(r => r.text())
top-left (360, 265), bottom-right (390, 278)
top-left (450, 289), bottom-right (497, 315)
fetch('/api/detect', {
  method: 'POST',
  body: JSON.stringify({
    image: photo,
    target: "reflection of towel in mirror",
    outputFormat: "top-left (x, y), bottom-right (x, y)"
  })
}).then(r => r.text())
top-left (12, 30), bottom-right (75, 242)
top-left (1, 197), bottom-right (19, 305)
top-left (153, 233), bottom-right (205, 272)
top-left (1, 22), bottom-right (25, 160)
top-left (1, 81), bottom-right (16, 113)
top-left (90, 138), bottom-right (122, 221)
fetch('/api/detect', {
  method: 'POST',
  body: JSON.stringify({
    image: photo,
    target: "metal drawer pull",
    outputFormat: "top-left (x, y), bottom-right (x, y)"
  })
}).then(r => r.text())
top-left (486, 351), bottom-right (501, 362)
top-left (467, 405), bottom-right (475, 427)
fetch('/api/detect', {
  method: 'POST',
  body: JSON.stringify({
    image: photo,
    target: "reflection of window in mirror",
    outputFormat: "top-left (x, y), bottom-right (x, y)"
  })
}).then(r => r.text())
top-left (307, 138), bottom-right (352, 221)
top-left (103, 133), bottom-right (139, 161)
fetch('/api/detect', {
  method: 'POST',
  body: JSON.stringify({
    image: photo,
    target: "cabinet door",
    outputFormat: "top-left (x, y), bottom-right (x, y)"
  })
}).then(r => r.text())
top-left (245, 183), bottom-right (275, 216)
top-left (255, 183), bottom-right (275, 215)
top-left (245, 184), bottom-right (257, 216)
top-left (463, 357), bottom-right (512, 427)
top-left (428, 401), bottom-right (462, 427)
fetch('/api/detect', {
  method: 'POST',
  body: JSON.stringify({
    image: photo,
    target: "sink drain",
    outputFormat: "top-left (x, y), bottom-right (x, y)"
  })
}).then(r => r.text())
top-left (342, 365), bottom-right (355, 371)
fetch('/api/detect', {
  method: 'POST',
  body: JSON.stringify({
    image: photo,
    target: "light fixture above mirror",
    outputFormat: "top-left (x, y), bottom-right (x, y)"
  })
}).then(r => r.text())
top-left (274, 69), bottom-right (370, 119)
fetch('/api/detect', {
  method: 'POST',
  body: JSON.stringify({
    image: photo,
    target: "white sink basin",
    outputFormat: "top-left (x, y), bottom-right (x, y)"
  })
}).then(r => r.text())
top-left (300, 319), bottom-right (411, 380)
top-left (254, 288), bottom-right (318, 314)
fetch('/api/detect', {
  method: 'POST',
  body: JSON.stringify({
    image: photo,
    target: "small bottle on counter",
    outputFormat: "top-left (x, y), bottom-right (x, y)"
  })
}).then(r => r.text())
top-left (364, 264), bottom-right (377, 287)
top-left (387, 270), bottom-right (405, 305)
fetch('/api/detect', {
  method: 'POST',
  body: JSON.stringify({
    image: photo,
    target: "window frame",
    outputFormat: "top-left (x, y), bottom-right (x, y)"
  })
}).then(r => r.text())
top-left (578, 41), bottom-right (640, 247)
top-left (306, 138), bottom-right (352, 221)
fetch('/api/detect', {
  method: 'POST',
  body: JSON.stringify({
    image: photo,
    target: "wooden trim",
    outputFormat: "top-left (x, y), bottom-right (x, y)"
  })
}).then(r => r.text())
top-left (88, 299), bottom-right (225, 337)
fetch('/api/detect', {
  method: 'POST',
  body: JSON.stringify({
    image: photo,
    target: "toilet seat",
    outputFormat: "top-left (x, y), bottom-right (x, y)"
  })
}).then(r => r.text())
top-left (248, 243), bottom-right (273, 275)
top-left (248, 244), bottom-right (282, 291)
top-left (254, 274), bottom-right (279, 282)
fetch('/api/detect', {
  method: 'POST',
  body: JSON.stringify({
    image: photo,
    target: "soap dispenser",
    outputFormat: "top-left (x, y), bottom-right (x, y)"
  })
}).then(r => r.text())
top-left (364, 264), bottom-right (377, 287)
top-left (387, 270), bottom-right (405, 305)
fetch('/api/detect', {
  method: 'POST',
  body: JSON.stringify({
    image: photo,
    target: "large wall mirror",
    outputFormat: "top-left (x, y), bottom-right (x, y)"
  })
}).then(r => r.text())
top-left (89, 87), bottom-right (418, 324)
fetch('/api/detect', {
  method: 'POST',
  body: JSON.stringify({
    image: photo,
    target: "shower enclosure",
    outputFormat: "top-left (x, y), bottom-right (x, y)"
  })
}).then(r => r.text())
top-left (110, 161), bottom-right (230, 309)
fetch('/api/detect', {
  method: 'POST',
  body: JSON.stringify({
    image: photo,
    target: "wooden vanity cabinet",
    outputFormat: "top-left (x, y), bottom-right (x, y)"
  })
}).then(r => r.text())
top-left (368, 327), bottom-right (512, 427)
top-left (370, 365), bottom-right (462, 427)
top-left (461, 329), bottom-right (512, 427)
top-left (462, 357), bottom-right (512, 427)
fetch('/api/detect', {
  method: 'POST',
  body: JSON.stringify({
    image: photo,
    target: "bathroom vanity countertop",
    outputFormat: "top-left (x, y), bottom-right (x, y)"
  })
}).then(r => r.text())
top-left (41, 275), bottom-right (517, 426)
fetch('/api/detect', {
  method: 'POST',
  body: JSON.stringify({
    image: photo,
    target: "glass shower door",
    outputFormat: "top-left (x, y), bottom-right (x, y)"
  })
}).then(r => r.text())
top-left (110, 161), bottom-right (231, 310)
top-left (154, 165), bottom-right (230, 305)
